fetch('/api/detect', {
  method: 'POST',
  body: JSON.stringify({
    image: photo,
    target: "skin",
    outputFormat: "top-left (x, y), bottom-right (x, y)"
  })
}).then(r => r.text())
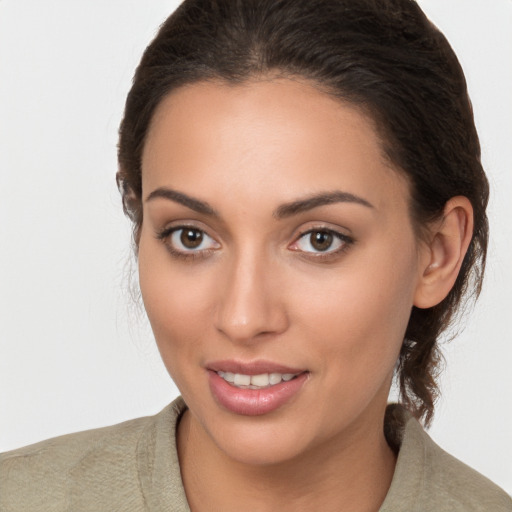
top-left (138, 78), bottom-right (473, 511)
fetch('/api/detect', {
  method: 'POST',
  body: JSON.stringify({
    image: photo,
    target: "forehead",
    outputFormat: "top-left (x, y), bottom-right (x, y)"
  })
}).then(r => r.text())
top-left (141, 78), bottom-right (409, 213)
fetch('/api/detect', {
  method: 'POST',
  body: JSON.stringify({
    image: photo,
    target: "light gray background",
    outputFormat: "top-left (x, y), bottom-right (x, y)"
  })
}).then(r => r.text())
top-left (1, 0), bottom-right (511, 494)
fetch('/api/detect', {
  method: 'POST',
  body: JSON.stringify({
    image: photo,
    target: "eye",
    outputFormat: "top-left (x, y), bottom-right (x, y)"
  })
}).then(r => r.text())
top-left (157, 226), bottom-right (220, 257)
top-left (291, 229), bottom-right (352, 255)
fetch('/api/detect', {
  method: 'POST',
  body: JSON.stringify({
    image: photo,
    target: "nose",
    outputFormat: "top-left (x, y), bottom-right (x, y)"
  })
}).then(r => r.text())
top-left (214, 249), bottom-right (289, 344)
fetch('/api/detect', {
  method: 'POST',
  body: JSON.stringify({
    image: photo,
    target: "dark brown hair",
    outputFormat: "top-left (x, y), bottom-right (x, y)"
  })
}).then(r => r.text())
top-left (117, 0), bottom-right (489, 426)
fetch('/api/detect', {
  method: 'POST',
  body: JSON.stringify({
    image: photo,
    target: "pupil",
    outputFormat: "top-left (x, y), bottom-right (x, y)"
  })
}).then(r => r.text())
top-left (311, 231), bottom-right (333, 251)
top-left (181, 229), bottom-right (203, 249)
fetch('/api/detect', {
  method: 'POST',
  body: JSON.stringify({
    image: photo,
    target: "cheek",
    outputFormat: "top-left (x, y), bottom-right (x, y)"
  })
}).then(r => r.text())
top-left (138, 233), bottom-right (214, 371)
top-left (290, 238), bottom-right (418, 379)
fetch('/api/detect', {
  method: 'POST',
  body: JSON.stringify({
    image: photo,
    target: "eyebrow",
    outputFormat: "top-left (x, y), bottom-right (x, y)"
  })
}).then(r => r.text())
top-left (145, 187), bottom-right (218, 216)
top-left (145, 187), bottom-right (373, 219)
top-left (274, 191), bottom-right (374, 218)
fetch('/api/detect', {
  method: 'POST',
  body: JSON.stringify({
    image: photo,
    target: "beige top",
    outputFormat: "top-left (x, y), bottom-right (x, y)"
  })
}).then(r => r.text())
top-left (1, 397), bottom-right (510, 511)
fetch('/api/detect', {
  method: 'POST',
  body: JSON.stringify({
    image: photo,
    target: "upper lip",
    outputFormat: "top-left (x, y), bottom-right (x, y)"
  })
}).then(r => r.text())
top-left (206, 359), bottom-right (306, 376)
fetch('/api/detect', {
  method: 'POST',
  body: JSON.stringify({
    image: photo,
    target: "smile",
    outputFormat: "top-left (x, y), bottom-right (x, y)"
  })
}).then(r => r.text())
top-left (207, 361), bottom-right (309, 416)
top-left (216, 371), bottom-right (299, 389)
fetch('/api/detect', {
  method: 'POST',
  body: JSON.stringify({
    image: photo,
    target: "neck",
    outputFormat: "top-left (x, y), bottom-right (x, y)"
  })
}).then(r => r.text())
top-left (177, 403), bottom-right (396, 512)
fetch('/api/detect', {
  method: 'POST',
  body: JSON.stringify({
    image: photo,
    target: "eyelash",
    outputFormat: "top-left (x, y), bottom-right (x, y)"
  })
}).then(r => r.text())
top-left (156, 225), bottom-right (219, 261)
top-left (291, 228), bottom-right (354, 261)
top-left (155, 225), bottom-right (354, 262)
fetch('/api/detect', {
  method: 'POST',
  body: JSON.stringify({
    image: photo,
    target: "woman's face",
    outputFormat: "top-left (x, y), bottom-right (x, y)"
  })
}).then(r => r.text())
top-left (138, 79), bottom-right (427, 465)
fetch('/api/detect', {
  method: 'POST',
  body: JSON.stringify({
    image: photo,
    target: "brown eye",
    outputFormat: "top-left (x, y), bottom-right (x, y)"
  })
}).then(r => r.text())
top-left (291, 228), bottom-right (351, 256)
top-left (180, 228), bottom-right (203, 249)
top-left (164, 226), bottom-right (220, 256)
top-left (310, 231), bottom-right (333, 251)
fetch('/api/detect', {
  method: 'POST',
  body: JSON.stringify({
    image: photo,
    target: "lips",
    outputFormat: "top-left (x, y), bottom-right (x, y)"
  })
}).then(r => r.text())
top-left (207, 359), bottom-right (306, 375)
top-left (206, 360), bottom-right (309, 416)
top-left (217, 370), bottom-right (299, 388)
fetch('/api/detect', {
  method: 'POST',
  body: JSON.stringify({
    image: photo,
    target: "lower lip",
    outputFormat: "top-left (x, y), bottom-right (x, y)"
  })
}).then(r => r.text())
top-left (208, 370), bottom-right (309, 416)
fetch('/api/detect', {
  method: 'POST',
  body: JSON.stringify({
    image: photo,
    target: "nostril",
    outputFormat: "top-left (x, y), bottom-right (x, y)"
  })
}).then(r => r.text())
top-left (214, 304), bottom-right (289, 343)
top-left (213, 259), bottom-right (289, 342)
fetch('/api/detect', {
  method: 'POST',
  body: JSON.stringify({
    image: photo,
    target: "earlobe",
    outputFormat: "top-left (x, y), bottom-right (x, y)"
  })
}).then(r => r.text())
top-left (414, 197), bottom-right (474, 309)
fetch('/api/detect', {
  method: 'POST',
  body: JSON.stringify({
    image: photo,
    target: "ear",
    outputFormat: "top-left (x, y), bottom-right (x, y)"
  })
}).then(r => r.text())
top-left (414, 196), bottom-right (474, 309)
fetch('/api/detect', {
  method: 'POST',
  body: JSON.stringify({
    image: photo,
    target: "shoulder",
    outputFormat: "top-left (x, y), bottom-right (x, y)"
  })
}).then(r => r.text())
top-left (419, 427), bottom-right (511, 511)
top-left (382, 407), bottom-right (511, 511)
top-left (0, 400), bottom-right (186, 512)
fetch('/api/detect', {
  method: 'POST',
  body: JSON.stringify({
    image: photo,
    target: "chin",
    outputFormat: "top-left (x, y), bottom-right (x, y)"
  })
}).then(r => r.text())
top-left (195, 394), bottom-right (336, 467)
top-left (210, 422), bottom-right (313, 466)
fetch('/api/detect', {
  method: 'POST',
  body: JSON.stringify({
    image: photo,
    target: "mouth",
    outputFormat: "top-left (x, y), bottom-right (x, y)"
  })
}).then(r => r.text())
top-left (216, 370), bottom-right (300, 389)
top-left (206, 360), bottom-right (309, 416)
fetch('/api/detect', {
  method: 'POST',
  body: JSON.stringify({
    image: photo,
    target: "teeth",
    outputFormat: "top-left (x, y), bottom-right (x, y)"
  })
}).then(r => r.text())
top-left (250, 374), bottom-right (269, 387)
top-left (269, 373), bottom-right (282, 385)
top-left (217, 371), bottom-right (299, 388)
top-left (233, 374), bottom-right (251, 386)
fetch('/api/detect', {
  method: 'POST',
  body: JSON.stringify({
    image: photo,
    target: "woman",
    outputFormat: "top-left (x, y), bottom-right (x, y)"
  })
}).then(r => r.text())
top-left (1, 0), bottom-right (510, 510)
